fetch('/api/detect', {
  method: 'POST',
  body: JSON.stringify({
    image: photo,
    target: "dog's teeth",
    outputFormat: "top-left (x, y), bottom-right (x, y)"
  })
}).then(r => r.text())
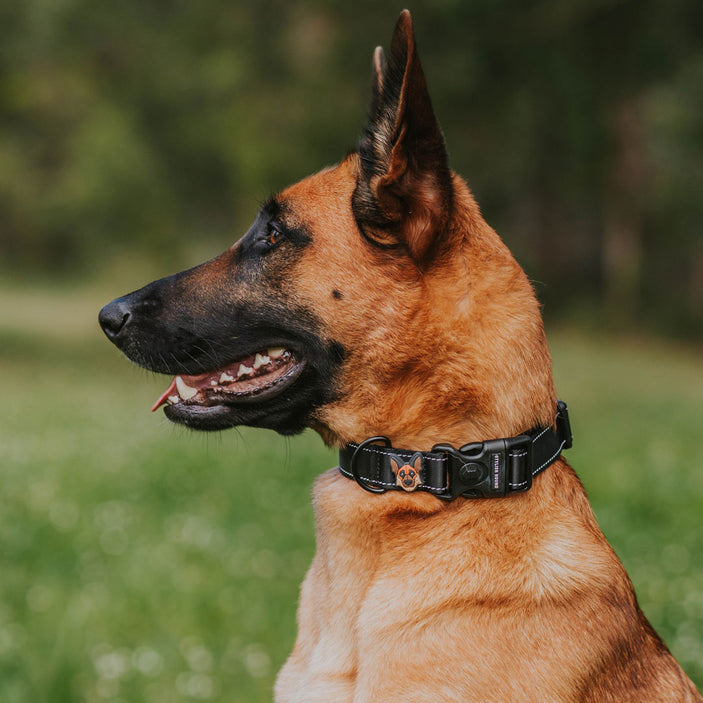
top-left (220, 371), bottom-right (235, 383)
top-left (253, 353), bottom-right (270, 370)
top-left (167, 395), bottom-right (179, 405)
top-left (237, 364), bottom-right (254, 378)
top-left (210, 379), bottom-right (218, 386)
top-left (175, 376), bottom-right (198, 400)
top-left (268, 347), bottom-right (285, 359)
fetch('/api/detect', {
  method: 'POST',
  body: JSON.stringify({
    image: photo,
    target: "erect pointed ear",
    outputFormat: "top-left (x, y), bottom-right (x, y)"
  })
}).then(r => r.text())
top-left (389, 456), bottom-right (401, 476)
top-left (353, 10), bottom-right (453, 267)
top-left (411, 453), bottom-right (423, 473)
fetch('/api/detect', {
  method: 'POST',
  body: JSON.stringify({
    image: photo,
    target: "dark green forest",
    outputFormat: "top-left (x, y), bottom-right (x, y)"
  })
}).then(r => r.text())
top-left (1, 0), bottom-right (702, 336)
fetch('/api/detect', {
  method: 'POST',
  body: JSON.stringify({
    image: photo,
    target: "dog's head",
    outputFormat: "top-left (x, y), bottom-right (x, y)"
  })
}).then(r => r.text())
top-left (99, 11), bottom-right (556, 447)
top-left (390, 454), bottom-right (423, 492)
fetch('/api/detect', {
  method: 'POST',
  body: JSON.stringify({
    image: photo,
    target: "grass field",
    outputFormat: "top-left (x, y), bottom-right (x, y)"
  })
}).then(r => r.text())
top-left (1, 283), bottom-right (702, 701)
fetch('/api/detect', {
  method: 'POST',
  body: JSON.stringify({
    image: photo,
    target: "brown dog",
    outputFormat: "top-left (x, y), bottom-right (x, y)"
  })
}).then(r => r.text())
top-left (99, 11), bottom-right (701, 702)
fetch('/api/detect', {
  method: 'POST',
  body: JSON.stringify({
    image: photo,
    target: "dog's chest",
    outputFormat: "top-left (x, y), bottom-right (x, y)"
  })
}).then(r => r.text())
top-left (275, 468), bottom-right (641, 703)
top-left (276, 471), bottom-right (518, 701)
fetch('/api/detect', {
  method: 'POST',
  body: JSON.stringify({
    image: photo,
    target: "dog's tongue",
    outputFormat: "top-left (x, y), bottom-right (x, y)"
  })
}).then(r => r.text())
top-left (151, 379), bottom-right (177, 412)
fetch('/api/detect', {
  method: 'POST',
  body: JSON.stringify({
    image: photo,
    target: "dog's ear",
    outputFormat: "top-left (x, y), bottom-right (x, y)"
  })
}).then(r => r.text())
top-left (411, 453), bottom-right (422, 473)
top-left (353, 10), bottom-right (453, 267)
top-left (389, 456), bottom-right (401, 476)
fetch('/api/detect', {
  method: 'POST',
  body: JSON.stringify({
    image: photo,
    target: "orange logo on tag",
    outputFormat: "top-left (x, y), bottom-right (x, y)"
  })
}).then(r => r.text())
top-left (390, 454), bottom-right (423, 492)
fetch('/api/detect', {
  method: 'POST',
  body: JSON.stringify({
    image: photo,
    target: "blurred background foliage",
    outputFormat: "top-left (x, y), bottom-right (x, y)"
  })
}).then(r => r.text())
top-left (1, 0), bottom-right (702, 336)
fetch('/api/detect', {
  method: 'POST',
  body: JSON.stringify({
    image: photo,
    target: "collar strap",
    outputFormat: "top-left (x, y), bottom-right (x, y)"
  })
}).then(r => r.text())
top-left (339, 400), bottom-right (572, 501)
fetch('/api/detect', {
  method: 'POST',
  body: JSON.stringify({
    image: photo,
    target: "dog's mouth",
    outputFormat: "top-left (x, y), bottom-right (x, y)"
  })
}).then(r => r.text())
top-left (151, 346), bottom-right (305, 413)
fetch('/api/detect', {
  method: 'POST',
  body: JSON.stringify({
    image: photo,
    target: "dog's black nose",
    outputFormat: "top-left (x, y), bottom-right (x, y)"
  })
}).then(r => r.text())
top-left (99, 298), bottom-right (132, 340)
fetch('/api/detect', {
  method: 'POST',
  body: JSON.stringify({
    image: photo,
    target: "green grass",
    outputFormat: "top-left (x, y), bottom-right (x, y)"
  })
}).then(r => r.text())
top-left (1, 284), bottom-right (702, 701)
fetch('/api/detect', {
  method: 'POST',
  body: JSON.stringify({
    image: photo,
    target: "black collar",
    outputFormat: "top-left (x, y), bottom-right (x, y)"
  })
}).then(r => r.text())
top-left (339, 401), bottom-right (572, 501)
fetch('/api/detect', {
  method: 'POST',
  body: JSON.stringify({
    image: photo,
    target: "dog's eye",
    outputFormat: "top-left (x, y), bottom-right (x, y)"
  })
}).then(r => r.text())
top-left (266, 223), bottom-right (285, 248)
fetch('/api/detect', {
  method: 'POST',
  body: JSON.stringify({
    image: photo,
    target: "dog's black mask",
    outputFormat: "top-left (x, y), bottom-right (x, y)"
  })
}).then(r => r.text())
top-left (99, 200), bottom-right (344, 433)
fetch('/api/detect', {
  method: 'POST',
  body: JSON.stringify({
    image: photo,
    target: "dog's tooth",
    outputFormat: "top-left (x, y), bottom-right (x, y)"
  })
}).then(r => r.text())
top-left (253, 353), bottom-right (270, 370)
top-left (220, 371), bottom-right (235, 383)
top-left (268, 347), bottom-right (285, 359)
top-left (237, 364), bottom-right (254, 378)
top-left (175, 376), bottom-right (198, 400)
top-left (167, 395), bottom-right (180, 405)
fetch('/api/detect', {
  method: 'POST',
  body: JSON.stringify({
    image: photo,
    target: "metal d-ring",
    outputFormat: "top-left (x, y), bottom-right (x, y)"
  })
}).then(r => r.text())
top-left (350, 435), bottom-right (392, 494)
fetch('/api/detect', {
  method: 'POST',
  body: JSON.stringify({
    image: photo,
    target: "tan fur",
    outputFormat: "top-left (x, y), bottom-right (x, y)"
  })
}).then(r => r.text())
top-left (268, 155), bottom-right (700, 701)
top-left (277, 466), bottom-right (698, 702)
top-left (279, 158), bottom-right (555, 448)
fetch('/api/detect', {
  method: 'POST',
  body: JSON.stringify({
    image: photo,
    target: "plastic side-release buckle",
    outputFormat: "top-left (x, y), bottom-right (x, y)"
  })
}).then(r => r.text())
top-left (431, 435), bottom-right (533, 500)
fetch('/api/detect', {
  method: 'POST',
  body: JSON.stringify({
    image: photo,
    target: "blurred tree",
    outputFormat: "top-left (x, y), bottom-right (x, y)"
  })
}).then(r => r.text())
top-left (422, 0), bottom-right (703, 335)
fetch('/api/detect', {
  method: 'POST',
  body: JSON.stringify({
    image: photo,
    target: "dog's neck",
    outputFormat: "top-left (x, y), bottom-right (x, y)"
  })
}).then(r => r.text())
top-left (313, 176), bottom-right (557, 451)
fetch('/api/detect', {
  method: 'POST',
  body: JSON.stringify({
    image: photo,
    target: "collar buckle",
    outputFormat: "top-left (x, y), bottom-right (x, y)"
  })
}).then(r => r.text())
top-left (432, 435), bottom-right (533, 501)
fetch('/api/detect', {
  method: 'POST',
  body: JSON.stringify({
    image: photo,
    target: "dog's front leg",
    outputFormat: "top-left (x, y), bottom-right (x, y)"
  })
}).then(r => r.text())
top-left (275, 473), bottom-right (375, 702)
top-left (274, 556), bottom-right (356, 703)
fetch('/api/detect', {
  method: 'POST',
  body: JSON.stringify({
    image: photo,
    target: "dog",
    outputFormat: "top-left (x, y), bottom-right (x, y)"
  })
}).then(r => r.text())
top-left (99, 11), bottom-right (701, 702)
